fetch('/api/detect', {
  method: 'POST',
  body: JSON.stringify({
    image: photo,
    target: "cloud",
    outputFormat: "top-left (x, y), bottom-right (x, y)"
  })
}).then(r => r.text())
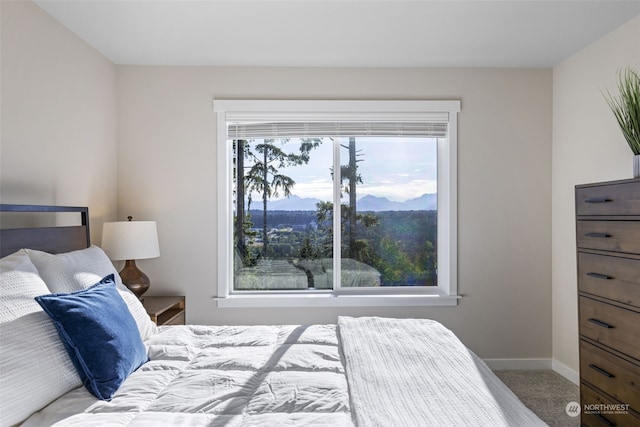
top-left (244, 136), bottom-right (438, 203)
top-left (360, 179), bottom-right (437, 201)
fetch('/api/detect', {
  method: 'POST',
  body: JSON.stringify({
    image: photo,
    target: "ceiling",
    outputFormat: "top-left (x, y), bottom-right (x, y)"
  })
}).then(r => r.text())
top-left (34, 0), bottom-right (640, 68)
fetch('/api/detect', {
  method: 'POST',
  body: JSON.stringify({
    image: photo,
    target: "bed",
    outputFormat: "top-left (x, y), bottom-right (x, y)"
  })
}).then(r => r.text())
top-left (0, 204), bottom-right (547, 427)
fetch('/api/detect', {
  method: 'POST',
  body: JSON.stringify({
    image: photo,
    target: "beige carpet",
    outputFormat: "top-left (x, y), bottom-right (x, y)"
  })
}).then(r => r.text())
top-left (494, 370), bottom-right (580, 427)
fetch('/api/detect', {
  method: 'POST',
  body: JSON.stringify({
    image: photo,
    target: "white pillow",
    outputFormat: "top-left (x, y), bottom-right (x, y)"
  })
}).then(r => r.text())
top-left (26, 246), bottom-right (157, 340)
top-left (0, 250), bottom-right (81, 427)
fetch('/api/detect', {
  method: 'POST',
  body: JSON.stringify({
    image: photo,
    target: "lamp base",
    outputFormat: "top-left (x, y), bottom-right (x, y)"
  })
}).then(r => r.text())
top-left (119, 259), bottom-right (150, 301)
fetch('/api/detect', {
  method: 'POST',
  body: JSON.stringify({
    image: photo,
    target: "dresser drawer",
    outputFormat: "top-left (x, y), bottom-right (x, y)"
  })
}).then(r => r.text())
top-left (579, 296), bottom-right (640, 361)
top-left (577, 221), bottom-right (640, 254)
top-left (581, 383), bottom-right (640, 427)
top-left (576, 181), bottom-right (640, 216)
top-left (580, 340), bottom-right (640, 413)
top-left (578, 252), bottom-right (640, 308)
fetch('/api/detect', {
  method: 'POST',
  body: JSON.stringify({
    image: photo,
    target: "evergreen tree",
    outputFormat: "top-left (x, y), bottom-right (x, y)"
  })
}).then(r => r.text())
top-left (241, 139), bottom-right (320, 257)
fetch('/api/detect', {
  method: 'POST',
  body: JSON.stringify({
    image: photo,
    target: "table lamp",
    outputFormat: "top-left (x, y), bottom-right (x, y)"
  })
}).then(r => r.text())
top-left (102, 216), bottom-right (160, 301)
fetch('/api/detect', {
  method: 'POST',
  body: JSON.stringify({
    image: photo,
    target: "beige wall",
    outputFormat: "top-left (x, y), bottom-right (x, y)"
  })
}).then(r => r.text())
top-left (0, 1), bottom-right (118, 241)
top-left (117, 66), bottom-right (553, 360)
top-left (552, 16), bottom-right (640, 378)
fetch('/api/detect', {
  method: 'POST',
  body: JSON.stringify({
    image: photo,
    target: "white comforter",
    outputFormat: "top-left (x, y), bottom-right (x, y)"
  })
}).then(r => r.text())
top-left (21, 318), bottom-right (546, 427)
top-left (22, 324), bottom-right (354, 427)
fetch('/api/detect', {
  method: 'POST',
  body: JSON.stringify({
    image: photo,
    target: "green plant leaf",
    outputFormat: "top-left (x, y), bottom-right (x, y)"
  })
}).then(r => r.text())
top-left (603, 67), bottom-right (640, 155)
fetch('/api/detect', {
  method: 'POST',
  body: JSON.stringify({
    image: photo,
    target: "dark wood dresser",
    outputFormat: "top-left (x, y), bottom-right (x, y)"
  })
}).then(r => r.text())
top-left (576, 178), bottom-right (640, 426)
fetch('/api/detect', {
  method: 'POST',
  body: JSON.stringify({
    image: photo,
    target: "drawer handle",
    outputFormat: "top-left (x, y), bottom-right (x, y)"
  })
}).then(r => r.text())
top-left (588, 364), bottom-right (615, 378)
top-left (586, 272), bottom-right (613, 280)
top-left (595, 413), bottom-right (616, 426)
top-left (588, 318), bottom-right (614, 329)
top-left (585, 232), bottom-right (611, 238)
top-left (585, 198), bottom-right (612, 204)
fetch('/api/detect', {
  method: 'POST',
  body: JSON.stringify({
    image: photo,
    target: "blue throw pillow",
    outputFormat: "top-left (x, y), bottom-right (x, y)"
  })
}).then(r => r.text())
top-left (35, 274), bottom-right (148, 400)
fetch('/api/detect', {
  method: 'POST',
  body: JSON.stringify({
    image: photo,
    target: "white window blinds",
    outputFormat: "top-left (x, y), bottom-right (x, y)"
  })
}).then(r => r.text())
top-left (225, 111), bottom-right (450, 139)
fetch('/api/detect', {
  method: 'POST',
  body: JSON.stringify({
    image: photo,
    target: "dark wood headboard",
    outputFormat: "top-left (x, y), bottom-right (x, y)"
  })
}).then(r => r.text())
top-left (0, 204), bottom-right (90, 257)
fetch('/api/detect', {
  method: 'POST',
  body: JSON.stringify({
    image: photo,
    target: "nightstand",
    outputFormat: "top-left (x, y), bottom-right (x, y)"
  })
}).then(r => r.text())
top-left (142, 296), bottom-right (186, 326)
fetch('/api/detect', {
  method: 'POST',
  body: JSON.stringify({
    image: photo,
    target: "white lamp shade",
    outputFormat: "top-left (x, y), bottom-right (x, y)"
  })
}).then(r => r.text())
top-left (101, 221), bottom-right (160, 261)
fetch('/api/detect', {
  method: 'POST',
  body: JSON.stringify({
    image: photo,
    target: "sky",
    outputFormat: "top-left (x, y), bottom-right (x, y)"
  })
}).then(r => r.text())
top-left (244, 137), bottom-right (438, 203)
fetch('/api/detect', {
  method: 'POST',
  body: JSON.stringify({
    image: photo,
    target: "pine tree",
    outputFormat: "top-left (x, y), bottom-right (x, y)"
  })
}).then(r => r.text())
top-left (241, 139), bottom-right (320, 257)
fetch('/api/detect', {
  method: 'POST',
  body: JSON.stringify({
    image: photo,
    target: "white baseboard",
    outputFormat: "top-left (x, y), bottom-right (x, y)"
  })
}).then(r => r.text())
top-left (484, 358), bottom-right (552, 370)
top-left (552, 359), bottom-right (580, 385)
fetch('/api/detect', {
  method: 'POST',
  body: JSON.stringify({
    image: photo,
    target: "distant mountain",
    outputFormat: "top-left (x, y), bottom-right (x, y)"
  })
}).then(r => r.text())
top-left (358, 193), bottom-right (437, 211)
top-left (267, 195), bottom-right (321, 211)
top-left (404, 193), bottom-right (437, 211)
top-left (357, 195), bottom-right (404, 211)
top-left (265, 193), bottom-right (437, 211)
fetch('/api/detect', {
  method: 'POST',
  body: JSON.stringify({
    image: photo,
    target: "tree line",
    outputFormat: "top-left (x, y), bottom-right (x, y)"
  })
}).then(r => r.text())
top-left (244, 209), bottom-right (437, 286)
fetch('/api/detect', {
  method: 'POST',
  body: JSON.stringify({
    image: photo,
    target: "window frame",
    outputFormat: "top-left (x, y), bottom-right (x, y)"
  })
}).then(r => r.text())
top-left (214, 99), bottom-right (460, 308)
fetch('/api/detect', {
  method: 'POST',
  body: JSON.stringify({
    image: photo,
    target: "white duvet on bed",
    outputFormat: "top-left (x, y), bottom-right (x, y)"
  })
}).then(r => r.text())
top-left (20, 319), bottom-right (546, 427)
top-left (20, 324), bottom-right (354, 427)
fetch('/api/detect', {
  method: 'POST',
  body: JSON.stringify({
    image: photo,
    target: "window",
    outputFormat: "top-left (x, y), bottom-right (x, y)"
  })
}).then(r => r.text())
top-left (214, 100), bottom-right (460, 307)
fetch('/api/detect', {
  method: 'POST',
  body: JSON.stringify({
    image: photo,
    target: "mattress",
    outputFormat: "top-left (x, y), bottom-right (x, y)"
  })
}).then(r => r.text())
top-left (19, 318), bottom-right (546, 427)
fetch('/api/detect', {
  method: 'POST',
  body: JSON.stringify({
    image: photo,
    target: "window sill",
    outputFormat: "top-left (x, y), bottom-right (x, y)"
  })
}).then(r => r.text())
top-left (214, 292), bottom-right (461, 308)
